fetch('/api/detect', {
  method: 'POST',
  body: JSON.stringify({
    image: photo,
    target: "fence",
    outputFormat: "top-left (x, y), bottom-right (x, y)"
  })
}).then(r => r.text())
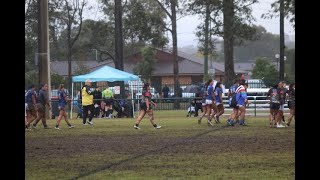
top-left (50, 95), bottom-right (288, 119)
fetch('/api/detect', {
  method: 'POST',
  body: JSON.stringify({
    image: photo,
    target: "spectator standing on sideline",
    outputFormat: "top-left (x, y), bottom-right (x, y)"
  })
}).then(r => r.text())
top-left (82, 80), bottom-right (95, 125)
top-left (102, 83), bottom-right (114, 118)
top-left (162, 83), bottom-right (170, 99)
top-left (193, 92), bottom-right (203, 117)
top-left (93, 87), bottom-right (102, 118)
top-left (32, 83), bottom-right (51, 129)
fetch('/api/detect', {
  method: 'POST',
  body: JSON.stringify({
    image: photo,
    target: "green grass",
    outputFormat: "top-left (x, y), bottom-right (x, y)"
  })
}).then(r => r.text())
top-left (25, 110), bottom-right (295, 180)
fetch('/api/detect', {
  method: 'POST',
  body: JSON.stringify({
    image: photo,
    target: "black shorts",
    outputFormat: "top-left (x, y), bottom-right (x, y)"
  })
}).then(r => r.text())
top-left (233, 106), bottom-right (239, 109)
top-left (288, 101), bottom-right (295, 110)
top-left (270, 102), bottom-right (280, 110)
top-left (104, 98), bottom-right (113, 106)
top-left (140, 102), bottom-right (151, 111)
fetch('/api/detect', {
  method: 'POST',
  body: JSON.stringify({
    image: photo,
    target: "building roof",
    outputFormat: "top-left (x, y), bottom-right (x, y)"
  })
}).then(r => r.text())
top-left (50, 60), bottom-right (111, 76)
top-left (50, 48), bottom-right (231, 77)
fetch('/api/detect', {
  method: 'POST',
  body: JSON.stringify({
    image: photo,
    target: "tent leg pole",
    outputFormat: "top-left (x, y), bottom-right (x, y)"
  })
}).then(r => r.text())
top-left (132, 92), bottom-right (135, 118)
top-left (70, 82), bottom-right (73, 119)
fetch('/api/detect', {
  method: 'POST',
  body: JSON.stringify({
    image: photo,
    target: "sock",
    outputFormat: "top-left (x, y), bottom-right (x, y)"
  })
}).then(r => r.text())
top-left (153, 124), bottom-right (157, 127)
top-left (135, 124), bottom-right (139, 127)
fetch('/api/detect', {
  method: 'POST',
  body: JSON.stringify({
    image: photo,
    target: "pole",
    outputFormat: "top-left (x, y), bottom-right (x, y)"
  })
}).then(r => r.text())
top-left (131, 89), bottom-right (135, 118)
top-left (95, 49), bottom-right (98, 61)
top-left (38, 0), bottom-right (51, 119)
top-left (279, 0), bottom-right (285, 81)
top-left (71, 82), bottom-right (74, 119)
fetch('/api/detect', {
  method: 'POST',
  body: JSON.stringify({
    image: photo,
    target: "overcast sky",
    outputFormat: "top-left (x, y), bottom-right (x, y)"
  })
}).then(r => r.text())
top-left (84, 0), bottom-right (295, 47)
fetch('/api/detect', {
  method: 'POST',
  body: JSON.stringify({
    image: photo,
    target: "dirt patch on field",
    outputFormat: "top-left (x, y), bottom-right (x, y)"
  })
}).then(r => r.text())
top-left (25, 126), bottom-right (295, 179)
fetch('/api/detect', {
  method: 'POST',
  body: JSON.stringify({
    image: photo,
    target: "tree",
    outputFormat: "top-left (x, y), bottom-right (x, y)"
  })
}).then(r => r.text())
top-left (262, 0), bottom-right (295, 29)
top-left (51, 73), bottom-right (66, 89)
top-left (251, 58), bottom-right (278, 87)
top-left (234, 25), bottom-right (280, 61)
top-left (186, 0), bottom-right (221, 81)
top-left (155, 0), bottom-right (180, 108)
top-left (25, 0), bottom-right (66, 72)
top-left (72, 19), bottom-right (115, 62)
top-left (124, 0), bottom-right (168, 51)
top-left (62, 0), bottom-right (87, 92)
top-left (186, 0), bottom-right (258, 87)
top-left (133, 47), bottom-right (157, 82)
top-left (25, 0), bottom-right (39, 73)
top-left (223, 0), bottom-right (257, 87)
top-left (284, 48), bottom-right (295, 83)
top-left (25, 70), bottom-right (39, 89)
top-left (73, 62), bottom-right (91, 75)
top-left (114, 0), bottom-right (124, 71)
top-left (99, 0), bottom-right (168, 62)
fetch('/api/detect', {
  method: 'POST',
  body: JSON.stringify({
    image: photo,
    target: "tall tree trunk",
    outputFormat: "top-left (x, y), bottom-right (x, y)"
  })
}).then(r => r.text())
top-left (114, 0), bottom-right (125, 98)
top-left (203, 1), bottom-right (210, 81)
top-left (171, 0), bottom-right (179, 109)
top-left (279, 0), bottom-right (285, 81)
top-left (115, 0), bottom-right (124, 70)
top-left (223, 0), bottom-right (235, 87)
top-left (67, 45), bottom-right (72, 91)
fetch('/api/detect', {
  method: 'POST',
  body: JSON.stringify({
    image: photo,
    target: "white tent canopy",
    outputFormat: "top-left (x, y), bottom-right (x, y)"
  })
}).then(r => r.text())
top-left (71, 65), bottom-right (139, 118)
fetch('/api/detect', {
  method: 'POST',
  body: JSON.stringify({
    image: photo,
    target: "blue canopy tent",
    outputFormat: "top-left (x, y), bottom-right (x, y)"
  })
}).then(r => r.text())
top-left (72, 65), bottom-right (139, 82)
top-left (71, 65), bottom-right (140, 118)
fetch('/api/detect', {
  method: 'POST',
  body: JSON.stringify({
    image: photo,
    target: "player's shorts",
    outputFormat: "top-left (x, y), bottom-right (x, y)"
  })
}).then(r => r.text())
top-left (270, 102), bottom-right (280, 110)
top-left (205, 99), bottom-right (213, 105)
top-left (288, 101), bottom-right (295, 110)
top-left (279, 104), bottom-right (284, 111)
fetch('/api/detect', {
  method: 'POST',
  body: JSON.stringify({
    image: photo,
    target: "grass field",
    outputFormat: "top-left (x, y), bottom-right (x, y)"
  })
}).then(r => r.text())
top-left (25, 110), bottom-right (295, 180)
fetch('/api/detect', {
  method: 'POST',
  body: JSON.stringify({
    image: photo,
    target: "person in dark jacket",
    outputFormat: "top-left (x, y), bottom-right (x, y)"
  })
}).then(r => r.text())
top-left (93, 87), bottom-right (102, 118)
